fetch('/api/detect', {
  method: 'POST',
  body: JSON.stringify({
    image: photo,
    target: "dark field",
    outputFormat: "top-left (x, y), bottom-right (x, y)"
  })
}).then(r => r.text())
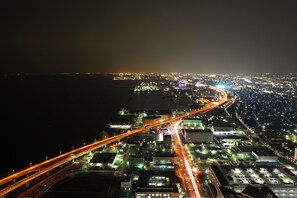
top-left (43, 172), bottom-right (121, 198)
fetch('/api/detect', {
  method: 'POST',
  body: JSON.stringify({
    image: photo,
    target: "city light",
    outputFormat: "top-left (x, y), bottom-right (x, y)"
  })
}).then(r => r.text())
top-left (216, 84), bottom-right (226, 89)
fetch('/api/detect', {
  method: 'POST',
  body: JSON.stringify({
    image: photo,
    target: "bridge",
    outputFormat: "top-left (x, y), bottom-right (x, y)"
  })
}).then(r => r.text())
top-left (0, 85), bottom-right (227, 198)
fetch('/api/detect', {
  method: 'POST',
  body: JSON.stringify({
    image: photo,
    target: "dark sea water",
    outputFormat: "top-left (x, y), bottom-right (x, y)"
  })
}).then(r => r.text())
top-left (125, 91), bottom-right (189, 112)
top-left (0, 74), bottom-right (135, 175)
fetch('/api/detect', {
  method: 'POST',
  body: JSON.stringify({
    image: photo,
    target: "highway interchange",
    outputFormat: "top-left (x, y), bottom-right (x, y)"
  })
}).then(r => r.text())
top-left (0, 85), bottom-right (227, 198)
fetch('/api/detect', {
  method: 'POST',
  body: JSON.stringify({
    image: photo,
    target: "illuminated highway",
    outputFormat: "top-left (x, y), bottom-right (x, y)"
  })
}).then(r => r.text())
top-left (0, 128), bottom-right (143, 196)
top-left (170, 121), bottom-right (202, 198)
top-left (0, 85), bottom-right (227, 197)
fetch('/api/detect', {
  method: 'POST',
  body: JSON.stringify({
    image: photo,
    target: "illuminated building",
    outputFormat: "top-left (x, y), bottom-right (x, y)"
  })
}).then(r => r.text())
top-left (132, 171), bottom-right (180, 198)
top-left (178, 81), bottom-right (187, 88)
top-left (153, 152), bottom-right (178, 165)
top-left (121, 176), bottom-right (132, 190)
top-left (89, 153), bottom-right (117, 168)
top-left (209, 164), bottom-right (297, 198)
top-left (181, 117), bottom-right (204, 129)
top-left (182, 128), bottom-right (213, 143)
top-left (234, 146), bottom-right (278, 163)
top-left (128, 155), bottom-right (144, 169)
top-left (109, 115), bottom-right (136, 129)
top-left (155, 128), bottom-right (164, 142)
top-left (216, 135), bottom-right (250, 148)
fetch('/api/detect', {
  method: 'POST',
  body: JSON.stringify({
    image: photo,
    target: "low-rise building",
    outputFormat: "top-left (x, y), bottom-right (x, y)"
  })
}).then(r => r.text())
top-left (153, 152), bottom-right (178, 165)
top-left (182, 128), bottom-right (213, 143)
top-left (132, 170), bottom-right (180, 198)
top-left (121, 176), bottom-right (132, 190)
top-left (209, 164), bottom-right (297, 198)
top-left (109, 114), bottom-right (136, 129)
top-left (128, 155), bottom-right (144, 169)
top-left (181, 117), bottom-right (204, 129)
top-left (212, 121), bottom-right (238, 135)
top-left (235, 146), bottom-right (278, 163)
top-left (89, 152), bottom-right (117, 168)
top-left (216, 135), bottom-right (250, 148)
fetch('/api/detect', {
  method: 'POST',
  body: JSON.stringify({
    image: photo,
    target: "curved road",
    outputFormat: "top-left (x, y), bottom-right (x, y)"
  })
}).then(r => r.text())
top-left (0, 85), bottom-right (227, 197)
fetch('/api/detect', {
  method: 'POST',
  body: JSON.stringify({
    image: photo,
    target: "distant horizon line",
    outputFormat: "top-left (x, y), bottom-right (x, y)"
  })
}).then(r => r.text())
top-left (0, 71), bottom-right (296, 76)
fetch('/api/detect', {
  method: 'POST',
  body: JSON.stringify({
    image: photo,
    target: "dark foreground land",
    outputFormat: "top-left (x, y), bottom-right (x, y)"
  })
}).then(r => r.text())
top-left (42, 172), bottom-right (121, 198)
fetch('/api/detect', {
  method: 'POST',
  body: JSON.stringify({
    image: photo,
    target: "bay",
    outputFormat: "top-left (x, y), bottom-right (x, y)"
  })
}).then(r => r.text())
top-left (0, 74), bottom-right (134, 175)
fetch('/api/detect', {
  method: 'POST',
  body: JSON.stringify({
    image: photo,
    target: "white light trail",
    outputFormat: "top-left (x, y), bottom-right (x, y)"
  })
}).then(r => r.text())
top-left (173, 122), bottom-right (201, 198)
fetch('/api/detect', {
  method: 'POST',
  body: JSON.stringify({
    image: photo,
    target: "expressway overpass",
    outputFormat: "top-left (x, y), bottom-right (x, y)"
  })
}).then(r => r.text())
top-left (0, 85), bottom-right (227, 198)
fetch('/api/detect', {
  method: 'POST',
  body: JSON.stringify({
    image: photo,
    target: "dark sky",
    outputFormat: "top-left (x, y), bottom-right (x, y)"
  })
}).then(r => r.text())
top-left (1, 0), bottom-right (296, 74)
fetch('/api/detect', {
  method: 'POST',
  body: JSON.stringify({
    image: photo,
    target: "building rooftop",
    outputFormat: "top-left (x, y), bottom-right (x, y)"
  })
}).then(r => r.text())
top-left (123, 134), bottom-right (155, 144)
top-left (90, 153), bottom-right (117, 164)
top-left (183, 117), bottom-right (203, 121)
top-left (133, 170), bottom-right (180, 193)
top-left (153, 152), bottom-right (177, 158)
top-left (213, 120), bottom-right (235, 127)
top-left (210, 165), bottom-right (296, 187)
top-left (237, 146), bottom-right (276, 157)
top-left (216, 135), bottom-right (248, 140)
top-left (134, 185), bottom-right (179, 193)
top-left (183, 128), bottom-right (213, 133)
top-left (219, 186), bottom-right (250, 198)
top-left (137, 170), bottom-right (180, 184)
top-left (242, 185), bottom-right (279, 198)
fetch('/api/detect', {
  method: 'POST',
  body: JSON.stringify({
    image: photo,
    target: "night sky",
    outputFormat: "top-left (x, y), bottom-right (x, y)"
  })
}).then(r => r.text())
top-left (1, 0), bottom-right (296, 74)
